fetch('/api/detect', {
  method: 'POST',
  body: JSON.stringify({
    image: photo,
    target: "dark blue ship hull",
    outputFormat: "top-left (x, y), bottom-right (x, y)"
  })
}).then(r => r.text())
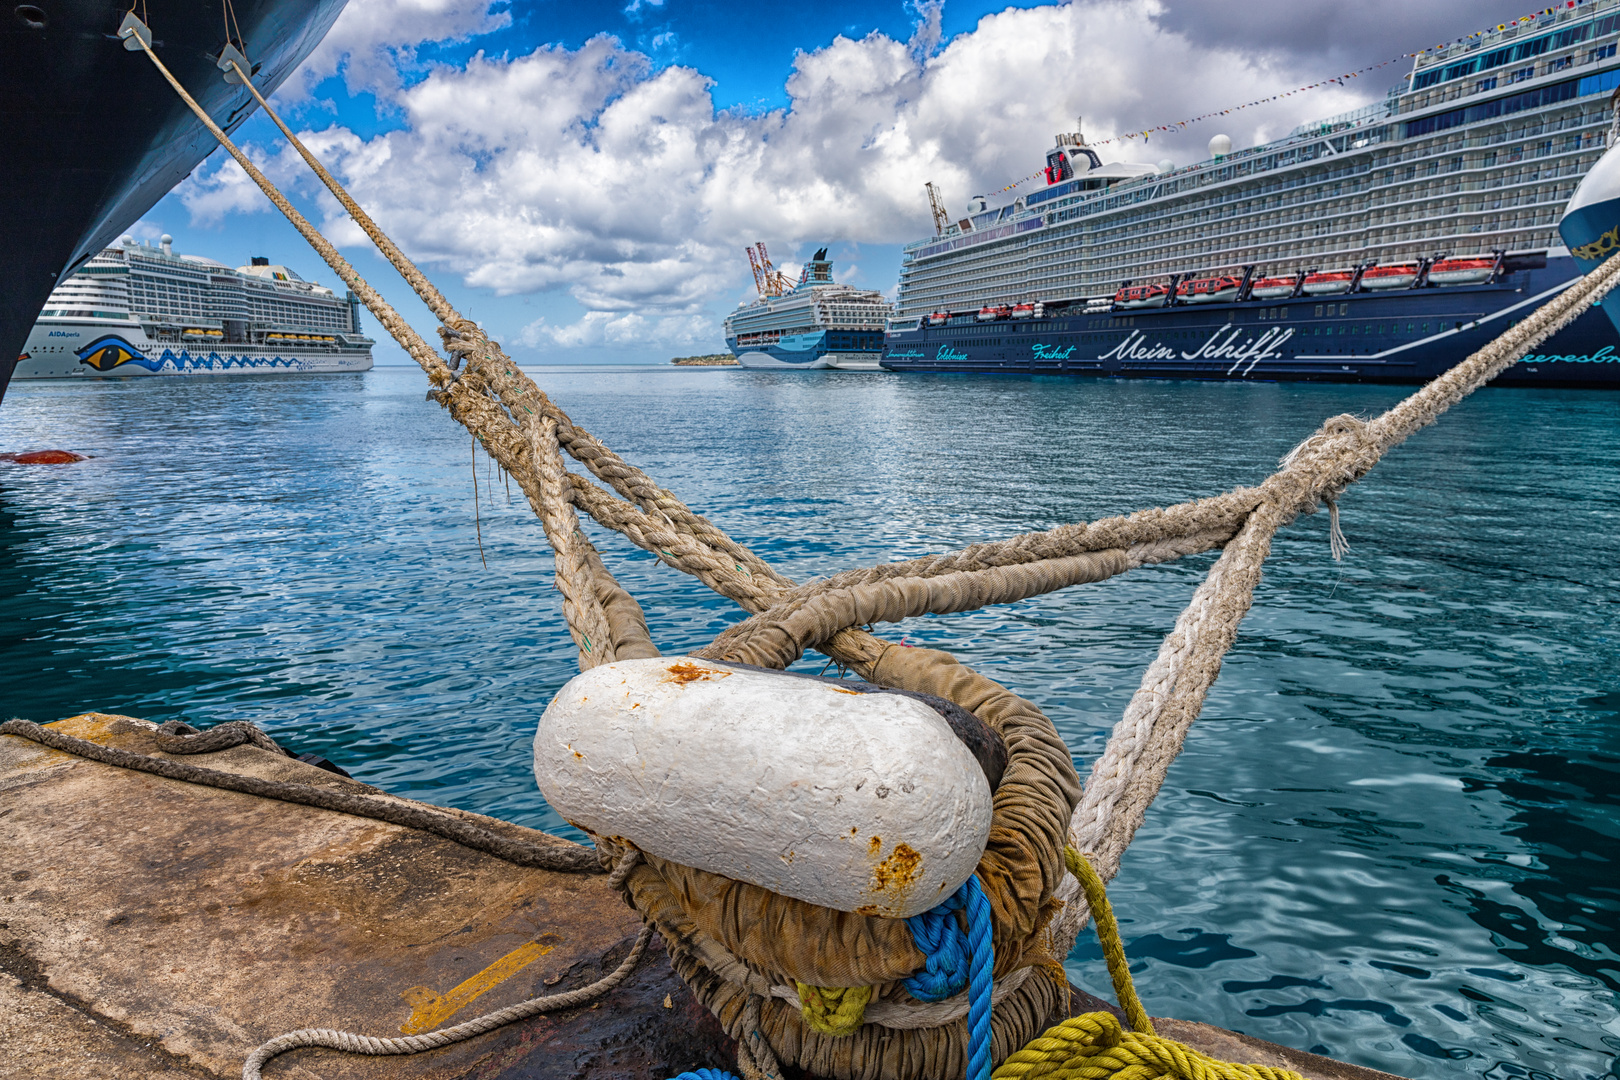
top-left (881, 257), bottom-right (1620, 387)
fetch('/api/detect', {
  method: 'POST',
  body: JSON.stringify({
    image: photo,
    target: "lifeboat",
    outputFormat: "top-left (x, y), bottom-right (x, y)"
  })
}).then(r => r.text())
top-left (1249, 276), bottom-right (1296, 299)
top-left (926, 311), bottom-right (950, 326)
top-left (1428, 257), bottom-right (1495, 286)
top-left (1302, 270), bottom-right (1354, 295)
top-left (1360, 264), bottom-right (1419, 290)
top-left (976, 305), bottom-right (1011, 322)
top-left (1010, 303), bottom-right (1036, 319)
top-left (1176, 275), bottom-right (1243, 304)
top-left (1113, 283), bottom-right (1169, 308)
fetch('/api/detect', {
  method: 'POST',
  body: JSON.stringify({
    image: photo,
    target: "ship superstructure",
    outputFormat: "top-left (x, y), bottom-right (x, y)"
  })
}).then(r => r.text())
top-left (724, 248), bottom-right (893, 370)
top-left (883, 0), bottom-right (1620, 386)
top-left (14, 236), bottom-right (373, 379)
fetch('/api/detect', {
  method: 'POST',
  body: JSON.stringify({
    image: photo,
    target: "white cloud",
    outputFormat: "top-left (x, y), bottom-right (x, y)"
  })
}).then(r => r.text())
top-left (176, 141), bottom-right (311, 225)
top-left (226, 0), bottom-right (1385, 354)
top-left (290, 0), bottom-right (511, 99)
top-left (519, 310), bottom-right (715, 348)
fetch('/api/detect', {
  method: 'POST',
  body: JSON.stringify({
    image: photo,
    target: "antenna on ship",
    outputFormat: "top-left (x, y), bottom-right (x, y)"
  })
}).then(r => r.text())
top-left (925, 181), bottom-right (951, 236)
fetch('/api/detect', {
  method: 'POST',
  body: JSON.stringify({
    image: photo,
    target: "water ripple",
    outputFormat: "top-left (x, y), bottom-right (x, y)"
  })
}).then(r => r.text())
top-left (1, 367), bottom-right (1616, 1079)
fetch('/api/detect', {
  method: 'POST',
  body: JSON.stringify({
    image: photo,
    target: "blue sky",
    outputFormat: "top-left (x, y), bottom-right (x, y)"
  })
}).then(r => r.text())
top-left (133, 0), bottom-right (1499, 365)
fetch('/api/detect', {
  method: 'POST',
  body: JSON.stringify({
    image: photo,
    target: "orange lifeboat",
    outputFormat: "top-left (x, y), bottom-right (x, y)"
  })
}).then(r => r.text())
top-left (1249, 276), bottom-right (1295, 299)
top-left (1010, 303), bottom-right (1036, 319)
top-left (1176, 275), bottom-right (1243, 303)
top-left (1302, 270), bottom-right (1354, 296)
top-left (1114, 283), bottom-right (1169, 308)
top-left (1428, 258), bottom-right (1495, 286)
top-left (926, 311), bottom-right (950, 326)
top-left (1360, 264), bottom-right (1419, 290)
top-left (976, 305), bottom-right (1012, 322)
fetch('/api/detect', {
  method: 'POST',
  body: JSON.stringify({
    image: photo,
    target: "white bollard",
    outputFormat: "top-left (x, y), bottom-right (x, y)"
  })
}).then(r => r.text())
top-left (534, 657), bottom-right (993, 918)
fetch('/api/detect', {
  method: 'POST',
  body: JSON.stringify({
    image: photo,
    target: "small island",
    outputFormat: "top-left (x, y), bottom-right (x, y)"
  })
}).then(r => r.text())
top-left (670, 353), bottom-right (738, 366)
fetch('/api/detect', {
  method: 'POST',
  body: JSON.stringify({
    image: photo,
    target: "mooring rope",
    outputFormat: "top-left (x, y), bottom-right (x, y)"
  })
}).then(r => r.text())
top-left (0, 718), bottom-right (600, 873)
top-left (241, 915), bottom-right (655, 1080)
top-left (989, 850), bottom-right (1304, 1080)
top-left (115, 15), bottom-right (1620, 1078)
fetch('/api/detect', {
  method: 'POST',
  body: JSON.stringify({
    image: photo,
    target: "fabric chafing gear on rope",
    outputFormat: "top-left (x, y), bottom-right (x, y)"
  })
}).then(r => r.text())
top-left (989, 850), bottom-right (1303, 1080)
top-left (120, 18), bottom-right (1620, 1079)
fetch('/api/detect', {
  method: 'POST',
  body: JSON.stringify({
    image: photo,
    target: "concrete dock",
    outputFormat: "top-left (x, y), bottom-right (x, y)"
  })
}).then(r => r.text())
top-left (0, 715), bottom-right (1404, 1080)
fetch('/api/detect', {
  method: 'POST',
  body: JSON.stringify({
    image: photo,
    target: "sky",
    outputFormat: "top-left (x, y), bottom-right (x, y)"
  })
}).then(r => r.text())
top-left (133, 0), bottom-right (1516, 365)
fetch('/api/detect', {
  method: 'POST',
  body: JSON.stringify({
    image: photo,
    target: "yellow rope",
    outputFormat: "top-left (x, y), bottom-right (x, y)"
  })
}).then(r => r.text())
top-left (991, 851), bottom-right (1303, 1080)
top-left (795, 982), bottom-right (873, 1037)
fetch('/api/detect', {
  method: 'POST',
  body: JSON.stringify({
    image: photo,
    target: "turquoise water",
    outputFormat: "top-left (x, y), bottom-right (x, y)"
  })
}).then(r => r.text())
top-left (1, 366), bottom-right (1616, 1079)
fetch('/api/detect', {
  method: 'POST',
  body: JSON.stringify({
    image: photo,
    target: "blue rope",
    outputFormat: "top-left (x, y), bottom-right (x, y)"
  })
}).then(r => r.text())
top-left (904, 875), bottom-right (994, 1080)
top-left (963, 875), bottom-right (994, 1080)
top-left (665, 1071), bottom-right (740, 1080)
top-left (903, 886), bottom-right (970, 1001)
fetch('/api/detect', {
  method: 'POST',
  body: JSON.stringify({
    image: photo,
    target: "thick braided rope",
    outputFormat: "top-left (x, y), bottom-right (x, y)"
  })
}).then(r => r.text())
top-left (222, 49), bottom-right (784, 601)
top-left (119, 26), bottom-right (451, 385)
top-left (0, 719), bottom-right (599, 873)
top-left (528, 416), bottom-right (618, 666)
top-left (699, 532), bottom-right (1233, 668)
top-left (964, 876), bottom-right (996, 1080)
top-left (221, 56), bottom-right (457, 327)
top-left (151, 719), bottom-right (286, 756)
top-left (241, 921), bottom-right (654, 1079)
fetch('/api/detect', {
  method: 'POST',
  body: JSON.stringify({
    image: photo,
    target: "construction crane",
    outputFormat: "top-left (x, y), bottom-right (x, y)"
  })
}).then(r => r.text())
top-left (926, 181), bottom-right (951, 236)
top-left (745, 241), bottom-right (791, 298)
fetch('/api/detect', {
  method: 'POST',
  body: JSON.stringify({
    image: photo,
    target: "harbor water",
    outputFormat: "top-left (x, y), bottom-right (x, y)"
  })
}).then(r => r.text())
top-left (1, 366), bottom-right (1616, 1080)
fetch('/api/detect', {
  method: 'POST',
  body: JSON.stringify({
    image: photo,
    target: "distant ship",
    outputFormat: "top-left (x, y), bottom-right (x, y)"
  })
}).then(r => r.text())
top-left (13, 236), bottom-right (373, 379)
top-left (725, 247), bottom-right (892, 370)
top-left (883, 2), bottom-right (1620, 387)
top-left (0, 0), bottom-right (348, 402)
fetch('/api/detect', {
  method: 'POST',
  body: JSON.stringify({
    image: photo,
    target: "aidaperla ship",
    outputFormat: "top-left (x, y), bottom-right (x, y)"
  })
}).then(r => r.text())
top-left (725, 247), bottom-right (892, 370)
top-left (883, 0), bottom-right (1620, 386)
top-left (14, 236), bottom-right (373, 379)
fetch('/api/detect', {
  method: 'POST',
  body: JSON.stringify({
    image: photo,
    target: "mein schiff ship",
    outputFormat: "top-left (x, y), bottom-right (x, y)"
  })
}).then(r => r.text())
top-left (725, 247), bottom-right (892, 369)
top-left (14, 237), bottom-right (373, 379)
top-left (884, 2), bottom-right (1620, 386)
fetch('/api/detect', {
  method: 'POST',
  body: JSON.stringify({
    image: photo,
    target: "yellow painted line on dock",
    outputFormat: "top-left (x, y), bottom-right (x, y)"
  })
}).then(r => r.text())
top-left (399, 938), bottom-right (558, 1034)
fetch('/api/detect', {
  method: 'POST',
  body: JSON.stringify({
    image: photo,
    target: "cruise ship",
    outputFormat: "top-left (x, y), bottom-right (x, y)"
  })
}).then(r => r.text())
top-left (0, 0), bottom-right (349, 402)
top-left (883, 1), bottom-right (1620, 387)
top-left (725, 249), bottom-right (893, 369)
top-left (14, 237), bottom-right (373, 379)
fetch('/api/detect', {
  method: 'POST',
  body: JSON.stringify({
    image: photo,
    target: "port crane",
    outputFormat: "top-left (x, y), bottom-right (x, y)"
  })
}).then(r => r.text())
top-left (925, 181), bottom-right (951, 236)
top-left (746, 242), bottom-right (791, 298)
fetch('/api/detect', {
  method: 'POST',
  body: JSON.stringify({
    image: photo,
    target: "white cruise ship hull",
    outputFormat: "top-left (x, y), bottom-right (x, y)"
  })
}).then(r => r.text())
top-left (15, 319), bottom-right (372, 379)
top-left (734, 349), bottom-right (833, 369)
